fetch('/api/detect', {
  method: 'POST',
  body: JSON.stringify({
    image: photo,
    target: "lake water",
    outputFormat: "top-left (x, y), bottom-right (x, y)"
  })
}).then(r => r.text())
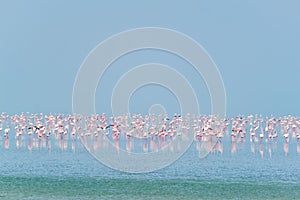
top-left (0, 135), bottom-right (299, 200)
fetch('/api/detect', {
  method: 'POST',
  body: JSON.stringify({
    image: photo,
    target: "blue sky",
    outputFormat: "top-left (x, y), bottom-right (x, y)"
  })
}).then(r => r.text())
top-left (1, 1), bottom-right (300, 117)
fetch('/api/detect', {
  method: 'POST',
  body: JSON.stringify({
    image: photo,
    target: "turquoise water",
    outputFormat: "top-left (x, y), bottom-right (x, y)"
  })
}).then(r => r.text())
top-left (1, 177), bottom-right (300, 200)
top-left (0, 137), bottom-right (299, 199)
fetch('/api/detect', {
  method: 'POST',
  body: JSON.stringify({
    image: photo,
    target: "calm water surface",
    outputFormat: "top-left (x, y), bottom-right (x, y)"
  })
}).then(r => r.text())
top-left (0, 136), bottom-right (299, 200)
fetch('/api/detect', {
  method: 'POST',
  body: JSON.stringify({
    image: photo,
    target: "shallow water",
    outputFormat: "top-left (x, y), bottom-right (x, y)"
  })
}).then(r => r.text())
top-left (0, 136), bottom-right (299, 200)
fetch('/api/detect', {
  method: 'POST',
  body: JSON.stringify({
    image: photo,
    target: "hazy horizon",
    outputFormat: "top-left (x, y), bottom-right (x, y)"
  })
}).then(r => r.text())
top-left (1, 1), bottom-right (300, 117)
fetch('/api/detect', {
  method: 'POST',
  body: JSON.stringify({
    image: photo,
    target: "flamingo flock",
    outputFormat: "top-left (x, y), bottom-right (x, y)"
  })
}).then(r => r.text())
top-left (0, 112), bottom-right (300, 156)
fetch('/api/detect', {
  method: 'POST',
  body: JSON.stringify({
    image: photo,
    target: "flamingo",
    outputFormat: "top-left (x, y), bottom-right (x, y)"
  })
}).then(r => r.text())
top-left (4, 126), bottom-right (10, 138)
top-left (259, 127), bottom-right (264, 142)
top-left (283, 132), bottom-right (289, 143)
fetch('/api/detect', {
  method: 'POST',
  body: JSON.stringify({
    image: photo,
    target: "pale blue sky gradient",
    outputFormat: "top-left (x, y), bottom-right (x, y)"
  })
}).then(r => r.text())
top-left (1, 1), bottom-right (300, 117)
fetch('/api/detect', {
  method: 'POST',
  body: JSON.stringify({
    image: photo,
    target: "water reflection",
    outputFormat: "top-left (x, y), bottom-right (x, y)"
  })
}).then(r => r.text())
top-left (0, 132), bottom-right (299, 160)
